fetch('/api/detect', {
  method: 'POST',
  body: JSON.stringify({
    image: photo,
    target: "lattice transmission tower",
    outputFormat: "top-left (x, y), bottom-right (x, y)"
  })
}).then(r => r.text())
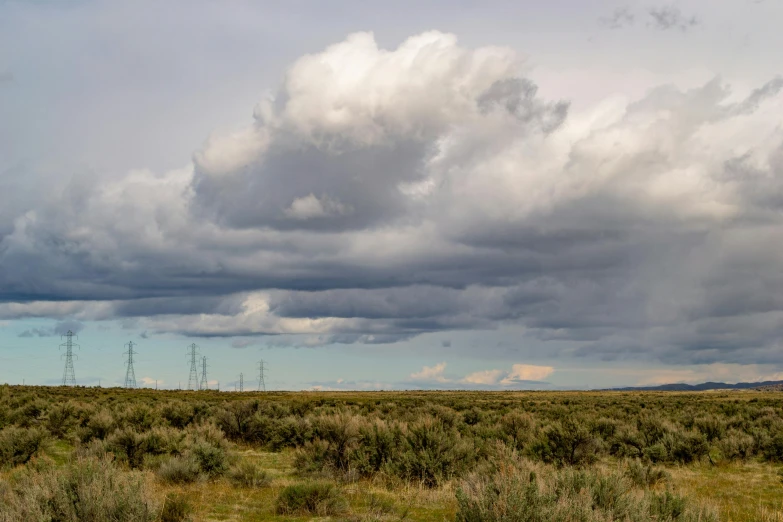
top-left (199, 356), bottom-right (208, 390)
top-left (187, 343), bottom-right (200, 390)
top-left (258, 360), bottom-right (267, 392)
top-left (124, 341), bottom-right (137, 388)
top-left (59, 330), bottom-right (79, 386)
top-left (238, 373), bottom-right (244, 392)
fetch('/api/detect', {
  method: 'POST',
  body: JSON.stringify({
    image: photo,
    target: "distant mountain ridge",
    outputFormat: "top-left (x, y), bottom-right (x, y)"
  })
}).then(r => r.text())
top-left (608, 380), bottom-right (783, 391)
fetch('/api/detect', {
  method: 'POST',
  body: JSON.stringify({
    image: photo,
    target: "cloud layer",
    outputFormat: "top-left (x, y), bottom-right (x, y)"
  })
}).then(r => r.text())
top-left (2, 31), bottom-right (783, 368)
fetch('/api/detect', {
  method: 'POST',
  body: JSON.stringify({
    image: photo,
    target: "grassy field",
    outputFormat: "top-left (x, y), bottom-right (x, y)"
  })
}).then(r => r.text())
top-left (1, 386), bottom-right (782, 521)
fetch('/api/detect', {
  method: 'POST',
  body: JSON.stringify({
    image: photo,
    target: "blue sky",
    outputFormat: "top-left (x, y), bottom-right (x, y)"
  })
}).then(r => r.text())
top-left (1, 0), bottom-right (783, 390)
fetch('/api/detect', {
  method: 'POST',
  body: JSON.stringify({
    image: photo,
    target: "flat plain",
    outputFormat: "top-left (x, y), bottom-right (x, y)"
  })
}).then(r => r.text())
top-left (1, 386), bottom-right (782, 521)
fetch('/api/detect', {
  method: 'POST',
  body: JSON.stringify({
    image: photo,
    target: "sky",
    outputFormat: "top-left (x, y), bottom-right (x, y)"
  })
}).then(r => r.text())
top-left (1, 0), bottom-right (783, 390)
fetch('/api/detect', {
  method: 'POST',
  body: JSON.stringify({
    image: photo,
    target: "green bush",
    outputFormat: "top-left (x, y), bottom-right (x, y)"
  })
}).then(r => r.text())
top-left (2, 457), bottom-right (158, 521)
top-left (528, 418), bottom-right (598, 467)
top-left (275, 482), bottom-right (346, 516)
top-left (455, 461), bottom-right (716, 522)
top-left (77, 409), bottom-right (115, 442)
top-left (293, 438), bottom-right (331, 474)
top-left (107, 428), bottom-right (146, 468)
top-left (45, 403), bottom-right (77, 438)
top-left (228, 460), bottom-right (271, 488)
top-left (0, 427), bottom-right (47, 468)
top-left (160, 494), bottom-right (192, 522)
top-left (157, 455), bottom-right (201, 484)
top-left (717, 429), bottom-right (755, 461)
top-left (352, 420), bottom-right (403, 476)
top-left (393, 417), bottom-right (474, 487)
top-left (190, 441), bottom-right (229, 477)
top-left (312, 414), bottom-right (361, 471)
top-left (215, 400), bottom-right (260, 442)
top-left (499, 412), bottom-right (534, 451)
top-left (161, 401), bottom-right (197, 429)
top-left (762, 429), bottom-right (783, 462)
top-left (625, 459), bottom-right (669, 488)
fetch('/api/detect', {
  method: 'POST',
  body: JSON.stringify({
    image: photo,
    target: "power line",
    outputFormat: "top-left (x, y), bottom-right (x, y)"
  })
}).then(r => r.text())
top-left (258, 360), bottom-right (267, 392)
top-left (59, 330), bottom-right (79, 386)
top-left (123, 341), bottom-right (137, 389)
top-left (199, 356), bottom-right (208, 390)
top-left (186, 343), bottom-right (199, 390)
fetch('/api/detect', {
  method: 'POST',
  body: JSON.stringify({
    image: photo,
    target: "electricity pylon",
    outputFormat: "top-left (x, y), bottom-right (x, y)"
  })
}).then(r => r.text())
top-left (258, 360), bottom-right (266, 392)
top-left (124, 341), bottom-right (137, 388)
top-left (199, 356), bottom-right (208, 390)
top-left (187, 343), bottom-right (199, 390)
top-left (59, 330), bottom-right (79, 386)
top-left (238, 373), bottom-right (244, 392)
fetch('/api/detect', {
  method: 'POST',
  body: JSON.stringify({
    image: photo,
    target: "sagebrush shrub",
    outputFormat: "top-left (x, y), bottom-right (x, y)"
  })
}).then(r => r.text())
top-left (394, 417), bottom-right (474, 487)
top-left (190, 441), bottom-right (229, 477)
top-left (0, 426), bottom-right (47, 468)
top-left (107, 428), bottom-right (146, 468)
top-left (2, 457), bottom-right (158, 521)
top-left (717, 429), bottom-right (755, 461)
top-left (157, 455), bottom-right (201, 484)
top-left (499, 412), bottom-right (534, 451)
top-left (78, 409), bottom-right (115, 442)
top-left (455, 460), bottom-right (716, 522)
top-left (352, 419), bottom-right (403, 476)
top-left (528, 418), bottom-right (598, 467)
top-left (293, 438), bottom-right (331, 474)
top-left (228, 460), bottom-right (271, 488)
top-left (215, 400), bottom-right (260, 442)
top-left (45, 403), bottom-right (77, 438)
top-left (160, 494), bottom-right (192, 522)
top-left (275, 482), bottom-right (346, 516)
top-left (625, 459), bottom-right (669, 488)
top-left (161, 401), bottom-right (196, 429)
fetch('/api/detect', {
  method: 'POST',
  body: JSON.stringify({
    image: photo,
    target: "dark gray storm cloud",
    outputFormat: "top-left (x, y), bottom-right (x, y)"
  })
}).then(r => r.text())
top-left (1, 31), bottom-right (783, 368)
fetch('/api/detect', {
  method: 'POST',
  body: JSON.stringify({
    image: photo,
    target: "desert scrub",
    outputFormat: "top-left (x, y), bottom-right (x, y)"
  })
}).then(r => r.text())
top-left (190, 440), bottom-right (229, 477)
top-left (0, 426), bottom-right (47, 468)
top-left (625, 459), bottom-right (670, 488)
top-left (275, 481), bottom-right (347, 516)
top-left (45, 402), bottom-right (78, 438)
top-left (160, 494), bottom-right (193, 522)
top-left (455, 460), bottom-right (717, 522)
top-left (227, 460), bottom-right (271, 487)
top-left (528, 417), bottom-right (599, 467)
top-left (1, 457), bottom-right (159, 521)
top-left (393, 416), bottom-right (475, 487)
top-left (157, 455), bottom-right (201, 484)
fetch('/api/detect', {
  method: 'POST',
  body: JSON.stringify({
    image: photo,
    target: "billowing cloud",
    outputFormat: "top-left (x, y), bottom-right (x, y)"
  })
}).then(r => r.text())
top-left (409, 361), bottom-right (554, 389)
top-left (410, 362), bottom-right (449, 383)
top-left (1, 31), bottom-right (783, 369)
top-left (502, 364), bottom-right (555, 383)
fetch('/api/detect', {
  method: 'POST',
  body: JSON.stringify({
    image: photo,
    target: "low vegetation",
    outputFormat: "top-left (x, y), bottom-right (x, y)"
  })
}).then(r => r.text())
top-left (0, 385), bottom-right (781, 521)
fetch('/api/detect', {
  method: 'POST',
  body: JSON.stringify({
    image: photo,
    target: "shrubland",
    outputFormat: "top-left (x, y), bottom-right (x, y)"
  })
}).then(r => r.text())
top-left (0, 385), bottom-right (781, 521)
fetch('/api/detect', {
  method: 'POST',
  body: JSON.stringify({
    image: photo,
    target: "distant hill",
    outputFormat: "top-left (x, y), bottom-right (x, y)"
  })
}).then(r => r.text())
top-left (609, 380), bottom-right (783, 391)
